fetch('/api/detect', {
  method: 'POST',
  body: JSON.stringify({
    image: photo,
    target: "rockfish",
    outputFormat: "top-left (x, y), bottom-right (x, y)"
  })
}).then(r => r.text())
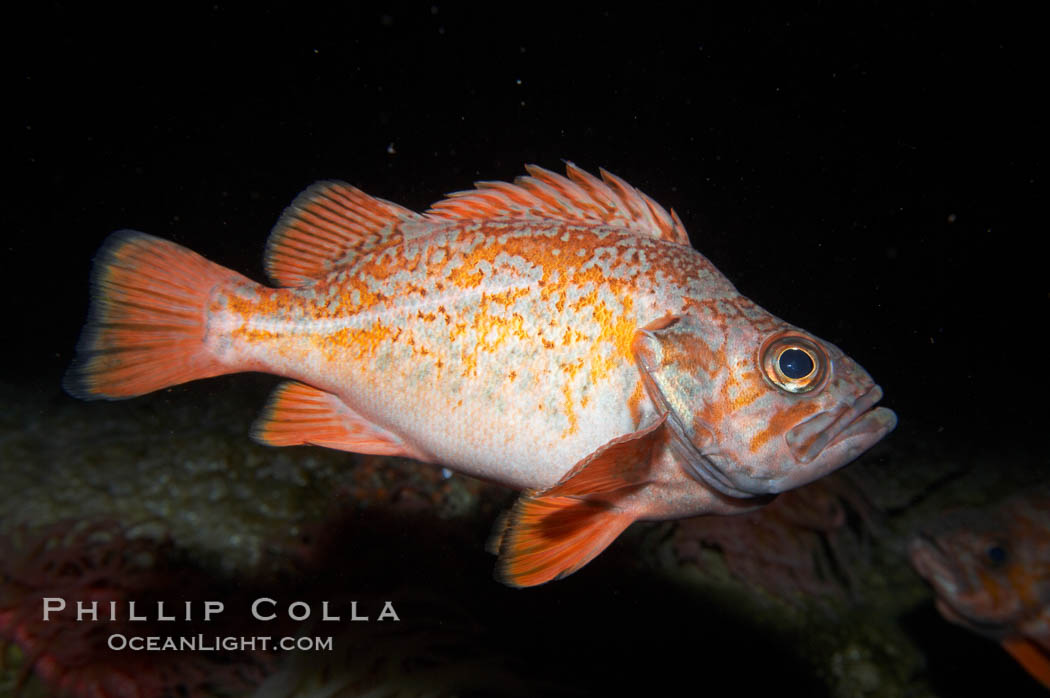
top-left (65, 164), bottom-right (896, 587)
top-left (910, 487), bottom-right (1050, 689)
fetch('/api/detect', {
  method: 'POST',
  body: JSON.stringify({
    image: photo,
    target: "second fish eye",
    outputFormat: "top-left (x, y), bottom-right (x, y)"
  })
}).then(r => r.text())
top-left (986, 544), bottom-right (1008, 566)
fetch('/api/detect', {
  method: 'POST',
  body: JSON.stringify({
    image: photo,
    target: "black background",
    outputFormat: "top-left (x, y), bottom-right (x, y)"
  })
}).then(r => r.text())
top-left (7, 4), bottom-right (1041, 452)
top-left (3, 3), bottom-right (1046, 696)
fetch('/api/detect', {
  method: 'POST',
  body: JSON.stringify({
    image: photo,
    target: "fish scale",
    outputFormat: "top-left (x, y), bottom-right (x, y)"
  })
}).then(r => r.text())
top-left (65, 163), bottom-right (896, 586)
top-left (218, 223), bottom-right (682, 484)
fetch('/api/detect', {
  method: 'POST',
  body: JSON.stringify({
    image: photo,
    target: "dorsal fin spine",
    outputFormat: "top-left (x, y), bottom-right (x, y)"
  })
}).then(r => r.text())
top-left (267, 164), bottom-right (690, 287)
top-left (478, 181), bottom-right (532, 207)
top-left (427, 164), bottom-right (690, 244)
top-left (526, 170), bottom-right (607, 218)
top-left (565, 163), bottom-right (619, 211)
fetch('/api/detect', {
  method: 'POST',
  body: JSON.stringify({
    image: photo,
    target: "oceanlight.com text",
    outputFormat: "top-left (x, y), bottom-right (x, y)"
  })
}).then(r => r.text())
top-left (107, 633), bottom-right (334, 652)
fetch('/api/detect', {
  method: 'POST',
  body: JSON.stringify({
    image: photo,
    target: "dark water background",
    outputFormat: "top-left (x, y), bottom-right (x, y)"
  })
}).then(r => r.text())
top-left (4, 4), bottom-right (1044, 697)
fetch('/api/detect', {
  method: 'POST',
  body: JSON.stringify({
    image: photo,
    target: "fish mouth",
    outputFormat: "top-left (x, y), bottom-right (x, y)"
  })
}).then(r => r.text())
top-left (668, 385), bottom-right (896, 499)
top-left (909, 535), bottom-right (983, 629)
top-left (786, 385), bottom-right (897, 465)
top-left (909, 535), bottom-right (965, 598)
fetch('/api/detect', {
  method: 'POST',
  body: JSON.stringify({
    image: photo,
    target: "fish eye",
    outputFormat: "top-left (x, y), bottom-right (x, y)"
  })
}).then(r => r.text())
top-left (986, 544), bottom-right (1007, 566)
top-left (779, 348), bottom-right (815, 379)
top-left (759, 332), bottom-right (828, 394)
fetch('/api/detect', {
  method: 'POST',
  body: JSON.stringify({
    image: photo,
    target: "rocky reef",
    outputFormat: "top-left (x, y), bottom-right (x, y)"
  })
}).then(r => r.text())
top-left (1, 376), bottom-right (1046, 697)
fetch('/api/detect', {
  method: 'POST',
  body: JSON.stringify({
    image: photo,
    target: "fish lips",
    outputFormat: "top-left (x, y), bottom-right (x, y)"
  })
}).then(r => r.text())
top-left (909, 535), bottom-right (968, 599)
top-left (666, 385), bottom-right (896, 499)
top-left (785, 385), bottom-right (897, 466)
top-left (700, 385), bottom-right (896, 497)
top-left (639, 342), bottom-right (895, 498)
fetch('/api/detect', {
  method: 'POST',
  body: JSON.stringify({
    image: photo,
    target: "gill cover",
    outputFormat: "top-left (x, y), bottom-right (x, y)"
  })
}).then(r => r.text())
top-left (631, 315), bottom-right (754, 498)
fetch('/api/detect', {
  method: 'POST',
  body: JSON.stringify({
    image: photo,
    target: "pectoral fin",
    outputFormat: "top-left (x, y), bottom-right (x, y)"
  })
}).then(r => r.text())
top-left (495, 415), bottom-right (667, 587)
top-left (1002, 636), bottom-right (1050, 689)
top-left (251, 381), bottom-right (430, 462)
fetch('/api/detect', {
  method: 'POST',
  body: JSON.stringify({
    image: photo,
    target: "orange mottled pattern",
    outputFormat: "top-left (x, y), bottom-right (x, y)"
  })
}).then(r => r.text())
top-left (65, 164), bottom-right (895, 586)
top-left (208, 220), bottom-right (735, 489)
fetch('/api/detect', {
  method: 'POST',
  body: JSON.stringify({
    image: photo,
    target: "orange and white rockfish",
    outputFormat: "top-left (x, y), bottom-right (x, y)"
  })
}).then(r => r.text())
top-left (909, 488), bottom-right (1050, 689)
top-left (65, 164), bottom-right (896, 587)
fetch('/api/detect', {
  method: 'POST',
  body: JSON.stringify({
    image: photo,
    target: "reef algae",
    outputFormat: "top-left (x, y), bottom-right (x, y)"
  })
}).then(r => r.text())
top-left (0, 520), bottom-right (270, 697)
top-left (0, 376), bottom-right (500, 578)
top-left (671, 473), bottom-right (878, 600)
top-left (651, 429), bottom-right (1049, 697)
top-left (0, 376), bottom-right (504, 696)
top-left (649, 459), bottom-right (936, 698)
top-left (0, 377), bottom-right (1044, 697)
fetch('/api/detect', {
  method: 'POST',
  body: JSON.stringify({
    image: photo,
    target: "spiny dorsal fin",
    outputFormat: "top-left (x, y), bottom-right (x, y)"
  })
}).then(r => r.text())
top-left (426, 163), bottom-right (691, 246)
top-left (265, 181), bottom-right (422, 287)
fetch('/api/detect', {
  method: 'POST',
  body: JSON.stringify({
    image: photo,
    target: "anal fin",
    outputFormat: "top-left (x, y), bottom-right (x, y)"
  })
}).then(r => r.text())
top-left (252, 381), bottom-right (429, 462)
top-left (496, 414), bottom-right (667, 587)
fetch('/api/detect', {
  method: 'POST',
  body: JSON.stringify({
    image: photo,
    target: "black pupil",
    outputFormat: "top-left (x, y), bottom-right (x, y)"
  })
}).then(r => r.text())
top-left (987, 545), bottom-right (1007, 564)
top-left (779, 348), bottom-right (814, 379)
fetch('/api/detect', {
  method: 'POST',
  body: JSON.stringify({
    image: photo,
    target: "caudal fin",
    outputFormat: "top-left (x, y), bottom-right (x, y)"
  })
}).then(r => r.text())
top-left (63, 231), bottom-right (250, 400)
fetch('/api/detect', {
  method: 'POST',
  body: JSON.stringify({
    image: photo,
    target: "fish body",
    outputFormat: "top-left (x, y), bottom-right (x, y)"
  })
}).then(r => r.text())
top-left (909, 488), bottom-right (1050, 689)
top-left (220, 220), bottom-right (708, 491)
top-left (66, 164), bottom-right (896, 586)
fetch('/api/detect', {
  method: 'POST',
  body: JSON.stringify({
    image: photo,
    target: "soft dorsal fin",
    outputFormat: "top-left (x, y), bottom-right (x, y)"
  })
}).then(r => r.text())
top-left (251, 380), bottom-right (431, 462)
top-left (265, 181), bottom-right (422, 287)
top-left (426, 163), bottom-right (691, 245)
